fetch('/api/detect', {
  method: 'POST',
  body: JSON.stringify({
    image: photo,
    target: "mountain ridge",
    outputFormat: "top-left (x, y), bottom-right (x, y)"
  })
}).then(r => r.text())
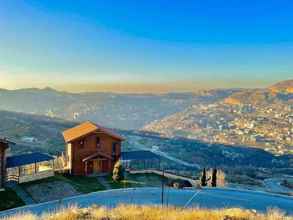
top-left (0, 87), bottom-right (236, 129)
top-left (224, 79), bottom-right (293, 105)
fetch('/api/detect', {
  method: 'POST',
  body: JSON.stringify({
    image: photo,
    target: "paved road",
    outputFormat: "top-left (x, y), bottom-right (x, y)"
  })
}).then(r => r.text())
top-left (0, 187), bottom-right (292, 218)
top-left (128, 135), bottom-right (200, 169)
top-left (150, 149), bottom-right (201, 169)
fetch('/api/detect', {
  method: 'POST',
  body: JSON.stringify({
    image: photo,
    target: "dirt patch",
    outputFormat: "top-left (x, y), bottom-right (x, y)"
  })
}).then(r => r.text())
top-left (24, 181), bottom-right (80, 203)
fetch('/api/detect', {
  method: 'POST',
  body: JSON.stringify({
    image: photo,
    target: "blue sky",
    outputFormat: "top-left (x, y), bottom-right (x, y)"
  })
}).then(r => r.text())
top-left (0, 0), bottom-right (292, 92)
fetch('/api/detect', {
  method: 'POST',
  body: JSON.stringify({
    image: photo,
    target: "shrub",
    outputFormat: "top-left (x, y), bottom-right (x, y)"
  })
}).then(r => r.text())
top-left (112, 160), bottom-right (124, 182)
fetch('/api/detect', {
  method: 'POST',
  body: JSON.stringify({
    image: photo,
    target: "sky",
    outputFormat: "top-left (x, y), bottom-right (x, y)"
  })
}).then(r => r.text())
top-left (0, 0), bottom-right (292, 93)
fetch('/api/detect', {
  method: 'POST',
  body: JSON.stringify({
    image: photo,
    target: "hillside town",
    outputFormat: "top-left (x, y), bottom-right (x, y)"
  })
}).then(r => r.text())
top-left (144, 101), bottom-right (293, 155)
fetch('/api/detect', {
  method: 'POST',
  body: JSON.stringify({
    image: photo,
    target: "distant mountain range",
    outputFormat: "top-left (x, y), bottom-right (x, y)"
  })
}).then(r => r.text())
top-left (0, 80), bottom-right (292, 156)
top-left (143, 80), bottom-right (293, 155)
top-left (0, 87), bottom-right (237, 129)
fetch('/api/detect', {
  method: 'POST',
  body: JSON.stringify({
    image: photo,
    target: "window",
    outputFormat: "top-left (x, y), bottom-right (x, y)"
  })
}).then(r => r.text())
top-left (37, 161), bottom-right (53, 172)
top-left (96, 137), bottom-right (101, 148)
top-left (20, 164), bottom-right (35, 176)
top-left (112, 142), bottom-right (118, 156)
top-left (79, 139), bottom-right (85, 148)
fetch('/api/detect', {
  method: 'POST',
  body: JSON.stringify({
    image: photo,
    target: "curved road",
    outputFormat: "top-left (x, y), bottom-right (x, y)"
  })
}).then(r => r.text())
top-left (0, 187), bottom-right (292, 218)
top-left (127, 135), bottom-right (200, 169)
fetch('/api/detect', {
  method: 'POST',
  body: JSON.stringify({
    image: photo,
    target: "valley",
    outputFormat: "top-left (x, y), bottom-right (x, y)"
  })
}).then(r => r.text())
top-left (0, 80), bottom-right (292, 194)
top-left (0, 110), bottom-right (292, 192)
top-left (0, 88), bottom-right (235, 130)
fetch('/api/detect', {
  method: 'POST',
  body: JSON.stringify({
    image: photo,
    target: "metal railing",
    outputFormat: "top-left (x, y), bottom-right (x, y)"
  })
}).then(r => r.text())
top-left (6, 174), bottom-right (19, 183)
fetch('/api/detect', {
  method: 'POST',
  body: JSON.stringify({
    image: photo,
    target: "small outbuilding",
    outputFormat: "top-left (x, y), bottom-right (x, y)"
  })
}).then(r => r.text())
top-left (6, 152), bottom-right (54, 183)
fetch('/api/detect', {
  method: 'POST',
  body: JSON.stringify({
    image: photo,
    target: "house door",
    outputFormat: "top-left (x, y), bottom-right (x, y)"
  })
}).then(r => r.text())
top-left (87, 161), bottom-right (94, 175)
top-left (101, 160), bottom-right (109, 172)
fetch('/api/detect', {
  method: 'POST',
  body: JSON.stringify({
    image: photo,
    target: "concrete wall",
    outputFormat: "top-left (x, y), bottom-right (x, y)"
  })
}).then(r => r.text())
top-left (128, 169), bottom-right (198, 187)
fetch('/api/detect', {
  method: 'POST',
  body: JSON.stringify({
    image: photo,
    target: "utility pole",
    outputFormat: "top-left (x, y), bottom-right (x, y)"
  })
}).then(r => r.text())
top-left (161, 169), bottom-right (165, 206)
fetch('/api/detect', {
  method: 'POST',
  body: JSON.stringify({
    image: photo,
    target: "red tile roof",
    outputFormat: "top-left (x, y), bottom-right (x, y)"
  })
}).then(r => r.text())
top-left (62, 121), bottom-right (124, 143)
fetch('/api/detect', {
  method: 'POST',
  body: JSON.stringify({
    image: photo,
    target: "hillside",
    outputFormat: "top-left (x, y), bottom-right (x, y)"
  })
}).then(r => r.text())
top-left (223, 89), bottom-right (277, 105)
top-left (270, 79), bottom-right (293, 94)
top-left (0, 88), bottom-right (236, 130)
top-left (143, 80), bottom-right (293, 155)
top-left (0, 110), bottom-right (76, 154)
top-left (223, 80), bottom-right (293, 106)
top-left (1, 110), bottom-right (293, 189)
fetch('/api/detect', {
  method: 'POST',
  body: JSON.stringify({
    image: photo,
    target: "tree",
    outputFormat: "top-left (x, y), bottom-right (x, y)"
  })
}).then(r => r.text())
top-left (211, 169), bottom-right (217, 187)
top-left (208, 168), bottom-right (226, 187)
top-left (200, 168), bottom-right (209, 187)
top-left (112, 160), bottom-right (124, 182)
top-left (217, 169), bottom-right (226, 187)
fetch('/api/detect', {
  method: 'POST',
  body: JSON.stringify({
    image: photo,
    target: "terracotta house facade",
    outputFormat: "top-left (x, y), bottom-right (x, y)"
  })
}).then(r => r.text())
top-left (62, 121), bottom-right (124, 176)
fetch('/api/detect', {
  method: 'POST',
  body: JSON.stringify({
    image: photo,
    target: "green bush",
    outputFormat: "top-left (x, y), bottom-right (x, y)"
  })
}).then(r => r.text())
top-left (112, 160), bottom-right (124, 182)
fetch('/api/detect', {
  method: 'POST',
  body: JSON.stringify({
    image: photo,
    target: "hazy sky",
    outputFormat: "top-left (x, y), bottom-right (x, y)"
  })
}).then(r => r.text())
top-left (0, 0), bottom-right (292, 92)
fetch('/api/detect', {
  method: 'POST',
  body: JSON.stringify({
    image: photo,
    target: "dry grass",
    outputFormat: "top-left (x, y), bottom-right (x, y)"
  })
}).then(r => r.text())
top-left (2, 205), bottom-right (292, 220)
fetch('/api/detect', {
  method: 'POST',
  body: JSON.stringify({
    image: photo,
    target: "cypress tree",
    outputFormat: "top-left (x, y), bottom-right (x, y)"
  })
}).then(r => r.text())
top-left (211, 169), bottom-right (217, 187)
top-left (201, 168), bottom-right (207, 187)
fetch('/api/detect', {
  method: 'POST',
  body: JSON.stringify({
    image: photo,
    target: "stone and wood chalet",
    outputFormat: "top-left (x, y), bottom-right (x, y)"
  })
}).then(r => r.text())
top-left (62, 121), bottom-right (125, 176)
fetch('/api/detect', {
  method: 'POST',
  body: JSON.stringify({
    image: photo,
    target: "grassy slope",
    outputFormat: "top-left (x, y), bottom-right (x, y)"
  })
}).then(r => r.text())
top-left (0, 188), bottom-right (25, 211)
top-left (21, 175), bottom-right (105, 194)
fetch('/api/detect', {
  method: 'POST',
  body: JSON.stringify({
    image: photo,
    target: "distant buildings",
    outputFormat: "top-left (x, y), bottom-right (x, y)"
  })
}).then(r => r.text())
top-left (144, 102), bottom-right (293, 155)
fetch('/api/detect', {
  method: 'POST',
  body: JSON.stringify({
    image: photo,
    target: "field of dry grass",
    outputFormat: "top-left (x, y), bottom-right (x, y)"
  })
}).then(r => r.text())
top-left (2, 205), bottom-right (293, 220)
